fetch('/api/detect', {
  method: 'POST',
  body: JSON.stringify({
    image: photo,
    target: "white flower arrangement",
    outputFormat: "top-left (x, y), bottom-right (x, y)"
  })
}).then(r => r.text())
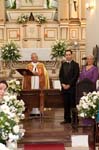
top-left (76, 91), bottom-right (99, 119)
top-left (35, 14), bottom-right (46, 24)
top-left (0, 92), bottom-right (25, 143)
top-left (1, 41), bottom-right (21, 63)
top-left (7, 79), bottom-right (21, 94)
top-left (17, 14), bottom-right (29, 24)
top-left (51, 40), bottom-right (69, 59)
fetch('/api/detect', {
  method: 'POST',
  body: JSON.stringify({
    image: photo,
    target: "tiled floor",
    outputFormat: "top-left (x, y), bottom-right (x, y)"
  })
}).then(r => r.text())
top-left (19, 108), bottom-right (96, 150)
top-left (66, 148), bottom-right (89, 150)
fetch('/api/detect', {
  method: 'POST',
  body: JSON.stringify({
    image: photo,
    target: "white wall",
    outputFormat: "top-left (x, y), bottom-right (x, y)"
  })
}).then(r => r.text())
top-left (86, 0), bottom-right (99, 55)
top-left (20, 48), bottom-right (52, 61)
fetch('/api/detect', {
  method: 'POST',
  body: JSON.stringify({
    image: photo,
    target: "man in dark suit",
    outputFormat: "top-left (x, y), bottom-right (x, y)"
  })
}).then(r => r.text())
top-left (59, 49), bottom-right (80, 124)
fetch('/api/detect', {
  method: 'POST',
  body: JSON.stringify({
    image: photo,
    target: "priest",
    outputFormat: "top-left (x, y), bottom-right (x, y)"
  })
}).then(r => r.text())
top-left (23, 52), bottom-right (50, 116)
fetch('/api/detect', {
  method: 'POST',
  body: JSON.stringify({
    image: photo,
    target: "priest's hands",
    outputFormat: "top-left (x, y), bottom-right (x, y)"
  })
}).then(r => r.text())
top-left (33, 71), bottom-right (39, 76)
top-left (62, 84), bottom-right (70, 90)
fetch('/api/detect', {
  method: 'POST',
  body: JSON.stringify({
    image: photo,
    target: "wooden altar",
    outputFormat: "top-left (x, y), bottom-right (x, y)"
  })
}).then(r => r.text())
top-left (18, 89), bottom-right (63, 117)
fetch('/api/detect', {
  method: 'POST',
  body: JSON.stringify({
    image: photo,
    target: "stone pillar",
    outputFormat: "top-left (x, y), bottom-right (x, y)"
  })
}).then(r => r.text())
top-left (0, 0), bottom-right (6, 24)
top-left (81, 0), bottom-right (86, 19)
top-left (58, 0), bottom-right (69, 21)
top-left (69, 0), bottom-right (79, 19)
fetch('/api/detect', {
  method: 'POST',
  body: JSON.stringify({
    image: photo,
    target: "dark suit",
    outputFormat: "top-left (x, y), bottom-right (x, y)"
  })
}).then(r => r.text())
top-left (59, 60), bottom-right (80, 122)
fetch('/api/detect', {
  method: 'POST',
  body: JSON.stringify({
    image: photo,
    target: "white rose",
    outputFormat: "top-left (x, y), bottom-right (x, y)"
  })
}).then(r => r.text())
top-left (0, 104), bottom-right (10, 114)
top-left (16, 81), bottom-right (20, 85)
top-left (79, 113), bottom-right (85, 117)
top-left (13, 125), bottom-right (20, 134)
top-left (9, 133), bottom-right (19, 141)
top-left (0, 143), bottom-right (9, 150)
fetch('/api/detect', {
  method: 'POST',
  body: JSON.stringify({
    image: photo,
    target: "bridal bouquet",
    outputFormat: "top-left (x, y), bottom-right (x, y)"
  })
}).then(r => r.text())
top-left (77, 91), bottom-right (99, 119)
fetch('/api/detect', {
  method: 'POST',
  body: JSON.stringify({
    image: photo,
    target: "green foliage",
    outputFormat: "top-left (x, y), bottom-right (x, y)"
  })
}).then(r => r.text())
top-left (0, 112), bottom-right (16, 140)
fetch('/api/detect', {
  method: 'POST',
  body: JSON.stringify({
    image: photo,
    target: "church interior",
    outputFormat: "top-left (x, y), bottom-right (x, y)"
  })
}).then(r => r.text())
top-left (0, 0), bottom-right (99, 150)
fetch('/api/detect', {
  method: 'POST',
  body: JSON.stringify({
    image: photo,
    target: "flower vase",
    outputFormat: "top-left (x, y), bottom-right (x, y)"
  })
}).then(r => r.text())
top-left (56, 57), bottom-right (63, 68)
top-left (96, 107), bottom-right (99, 123)
top-left (6, 140), bottom-right (17, 150)
top-left (82, 118), bottom-right (95, 126)
top-left (7, 61), bottom-right (14, 78)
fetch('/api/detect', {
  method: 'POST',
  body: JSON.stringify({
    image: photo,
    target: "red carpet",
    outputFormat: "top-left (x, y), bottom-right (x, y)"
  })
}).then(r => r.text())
top-left (24, 143), bottom-right (65, 150)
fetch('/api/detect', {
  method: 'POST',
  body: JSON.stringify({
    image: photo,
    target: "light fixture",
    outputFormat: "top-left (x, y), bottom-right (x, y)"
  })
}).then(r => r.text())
top-left (86, 0), bottom-right (95, 10)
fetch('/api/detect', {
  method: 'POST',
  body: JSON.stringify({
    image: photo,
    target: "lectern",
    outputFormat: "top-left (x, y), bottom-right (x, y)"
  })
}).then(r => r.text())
top-left (16, 68), bottom-right (34, 90)
top-left (16, 68), bottom-right (34, 76)
top-left (16, 69), bottom-right (41, 117)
